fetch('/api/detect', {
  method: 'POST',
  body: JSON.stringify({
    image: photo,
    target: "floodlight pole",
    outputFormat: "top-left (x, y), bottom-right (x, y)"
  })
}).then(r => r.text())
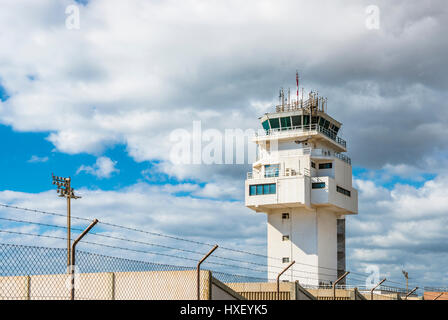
top-left (52, 174), bottom-right (81, 268)
top-left (66, 178), bottom-right (71, 268)
top-left (402, 270), bottom-right (409, 294)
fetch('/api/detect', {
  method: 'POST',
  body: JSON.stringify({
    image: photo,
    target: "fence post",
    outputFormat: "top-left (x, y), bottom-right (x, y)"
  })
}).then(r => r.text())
top-left (197, 245), bottom-right (218, 300)
top-left (26, 275), bottom-right (31, 300)
top-left (433, 293), bottom-right (444, 300)
top-left (70, 219), bottom-right (98, 300)
top-left (277, 261), bottom-right (295, 300)
top-left (404, 287), bottom-right (418, 300)
top-left (370, 278), bottom-right (386, 300)
top-left (333, 271), bottom-right (349, 300)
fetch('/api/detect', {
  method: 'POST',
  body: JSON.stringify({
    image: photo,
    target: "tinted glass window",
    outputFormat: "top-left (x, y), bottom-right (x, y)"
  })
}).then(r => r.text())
top-left (269, 184), bottom-right (276, 194)
top-left (291, 115), bottom-right (301, 126)
top-left (280, 117), bottom-right (291, 129)
top-left (265, 164), bottom-right (279, 177)
top-left (249, 185), bottom-right (256, 195)
top-left (303, 115), bottom-right (310, 125)
top-left (269, 118), bottom-right (280, 129)
top-left (319, 163), bottom-right (332, 169)
top-left (262, 120), bottom-right (270, 131)
top-left (312, 182), bottom-right (326, 189)
top-left (263, 184), bottom-right (270, 194)
top-left (256, 185), bottom-right (263, 195)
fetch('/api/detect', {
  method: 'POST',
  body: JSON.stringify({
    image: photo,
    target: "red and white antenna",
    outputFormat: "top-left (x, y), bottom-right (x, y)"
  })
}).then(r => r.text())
top-left (296, 70), bottom-right (299, 103)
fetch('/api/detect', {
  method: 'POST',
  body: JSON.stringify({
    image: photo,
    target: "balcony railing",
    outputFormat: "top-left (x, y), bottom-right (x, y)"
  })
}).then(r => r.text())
top-left (334, 152), bottom-right (352, 165)
top-left (247, 168), bottom-right (309, 180)
top-left (255, 124), bottom-right (347, 149)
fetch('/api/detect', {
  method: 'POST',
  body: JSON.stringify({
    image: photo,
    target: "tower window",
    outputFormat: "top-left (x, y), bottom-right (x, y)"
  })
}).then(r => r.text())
top-left (303, 115), bottom-right (310, 126)
top-left (282, 213), bottom-right (289, 219)
top-left (319, 163), bottom-right (332, 169)
top-left (265, 164), bottom-right (279, 177)
top-left (249, 185), bottom-right (256, 196)
top-left (280, 117), bottom-right (291, 129)
top-left (291, 115), bottom-right (301, 127)
top-left (282, 257), bottom-right (290, 263)
top-left (249, 183), bottom-right (277, 196)
top-left (268, 118), bottom-right (280, 129)
top-left (262, 120), bottom-right (270, 131)
top-left (336, 186), bottom-right (351, 197)
top-left (312, 182), bottom-right (326, 189)
top-left (282, 235), bottom-right (290, 241)
top-left (319, 117), bottom-right (325, 126)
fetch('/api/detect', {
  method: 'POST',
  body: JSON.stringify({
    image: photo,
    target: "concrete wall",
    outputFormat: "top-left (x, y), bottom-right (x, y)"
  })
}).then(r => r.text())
top-left (317, 209), bottom-right (338, 284)
top-left (0, 270), bottom-right (243, 300)
top-left (267, 208), bottom-right (320, 286)
top-left (307, 288), bottom-right (367, 300)
top-left (267, 207), bottom-right (340, 286)
top-left (225, 281), bottom-right (316, 300)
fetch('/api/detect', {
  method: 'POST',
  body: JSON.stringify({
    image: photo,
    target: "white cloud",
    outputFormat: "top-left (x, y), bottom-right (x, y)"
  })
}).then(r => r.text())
top-left (77, 156), bottom-right (119, 179)
top-left (1, 174), bottom-right (447, 285)
top-left (0, 183), bottom-right (267, 272)
top-left (347, 174), bottom-right (448, 285)
top-left (0, 0), bottom-right (446, 182)
top-left (27, 155), bottom-right (49, 163)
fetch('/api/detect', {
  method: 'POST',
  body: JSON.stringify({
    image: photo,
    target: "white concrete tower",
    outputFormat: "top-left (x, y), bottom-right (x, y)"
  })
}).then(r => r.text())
top-left (245, 88), bottom-right (358, 287)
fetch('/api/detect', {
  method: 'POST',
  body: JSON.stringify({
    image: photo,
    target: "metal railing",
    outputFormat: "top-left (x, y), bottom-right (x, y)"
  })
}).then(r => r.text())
top-left (334, 153), bottom-right (352, 165)
top-left (256, 124), bottom-right (346, 149)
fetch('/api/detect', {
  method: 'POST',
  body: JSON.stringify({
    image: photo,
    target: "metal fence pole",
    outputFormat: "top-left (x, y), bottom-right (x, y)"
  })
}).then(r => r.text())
top-left (277, 261), bottom-right (295, 300)
top-left (70, 219), bottom-right (98, 300)
top-left (370, 278), bottom-right (386, 300)
top-left (333, 271), bottom-right (349, 300)
top-left (433, 292), bottom-right (444, 300)
top-left (197, 245), bottom-right (218, 300)
top-left (404, 287), bottom-right (419, 300)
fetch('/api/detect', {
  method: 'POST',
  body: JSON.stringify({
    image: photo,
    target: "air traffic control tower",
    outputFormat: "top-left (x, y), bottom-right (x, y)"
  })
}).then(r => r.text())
top-left (245, 83), bottom-right (358, 287)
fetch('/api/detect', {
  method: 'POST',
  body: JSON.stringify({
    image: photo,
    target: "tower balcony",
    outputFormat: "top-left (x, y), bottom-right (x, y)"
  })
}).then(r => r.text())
top-left (245, 174), bottom-right (357, 215)
top-left (310, 176), bottom-right (358, 215)
top-left (254, 124), bottom-right (347, 153)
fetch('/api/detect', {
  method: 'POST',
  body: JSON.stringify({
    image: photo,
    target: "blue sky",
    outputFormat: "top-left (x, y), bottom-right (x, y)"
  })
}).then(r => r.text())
top-left (0, 0), bottom-right (447, 290)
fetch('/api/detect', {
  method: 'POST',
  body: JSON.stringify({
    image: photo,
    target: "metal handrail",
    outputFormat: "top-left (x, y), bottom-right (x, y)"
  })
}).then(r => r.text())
top-left (256, 124), bottom-right (347, 148)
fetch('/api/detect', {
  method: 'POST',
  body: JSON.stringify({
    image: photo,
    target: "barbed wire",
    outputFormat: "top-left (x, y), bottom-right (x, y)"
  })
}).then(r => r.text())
top-left (0, 203), bottom-right (365, 276)
top-left (0, 215), bottom-right (339, 277)
top-left (1, 203), bottom-right (425, 287)
top-left (0, 229), bottom-right (341, 281)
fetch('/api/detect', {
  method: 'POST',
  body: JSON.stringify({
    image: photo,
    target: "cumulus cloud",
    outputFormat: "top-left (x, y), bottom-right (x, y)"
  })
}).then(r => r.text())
top-left (348, 174), bottom-right (448, 285)
top-left (0, 0), bottom-right (446, 183)
top-left (0, 183), bottom-right (267, 273)
top-left (0, 174), bottom-right (447, 285)
top-left (77, 156), bottom-right (119, 178)
top-left (0, 0), bottom-right (447, 286)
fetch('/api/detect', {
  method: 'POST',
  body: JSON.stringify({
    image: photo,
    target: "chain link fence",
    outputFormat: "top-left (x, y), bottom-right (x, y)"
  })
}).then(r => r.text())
top-left (0, 243), bottom-right (221, 300)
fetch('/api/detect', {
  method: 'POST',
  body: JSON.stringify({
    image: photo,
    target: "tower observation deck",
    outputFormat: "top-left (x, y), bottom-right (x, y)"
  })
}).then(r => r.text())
top-left (245, 84), bottom-right (358, 287)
